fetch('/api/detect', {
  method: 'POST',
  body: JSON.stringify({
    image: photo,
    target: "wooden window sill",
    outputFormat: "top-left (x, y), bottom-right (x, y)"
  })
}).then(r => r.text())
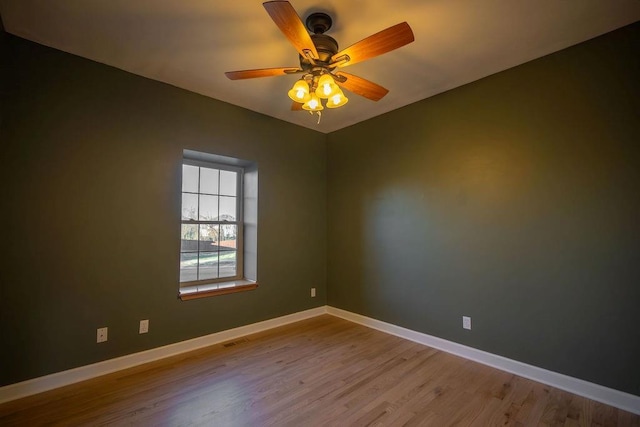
top-left (179, 280), bottom-right (258, 301)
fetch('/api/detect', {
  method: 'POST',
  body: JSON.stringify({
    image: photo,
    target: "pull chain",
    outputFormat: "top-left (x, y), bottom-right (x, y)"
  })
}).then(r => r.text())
top-left (307, 110), bottom-right (322, 125)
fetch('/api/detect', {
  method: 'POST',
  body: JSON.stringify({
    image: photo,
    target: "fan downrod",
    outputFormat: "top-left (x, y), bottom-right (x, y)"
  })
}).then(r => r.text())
top-left (305, 12), bottom-right (332, 34)
top-left (299, 12), bottom-right (338, 67)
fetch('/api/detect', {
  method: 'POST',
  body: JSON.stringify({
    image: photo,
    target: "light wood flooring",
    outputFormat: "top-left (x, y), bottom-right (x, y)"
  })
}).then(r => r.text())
top-left (0, 315), bottom-right (638, 426)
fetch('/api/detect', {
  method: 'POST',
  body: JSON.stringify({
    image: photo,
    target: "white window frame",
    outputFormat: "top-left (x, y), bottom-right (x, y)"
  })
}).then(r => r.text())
top-left (179, 151), bottom-right (258, 300)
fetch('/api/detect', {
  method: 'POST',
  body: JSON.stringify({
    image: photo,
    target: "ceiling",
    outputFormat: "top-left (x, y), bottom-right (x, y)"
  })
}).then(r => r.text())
top-left (1, 1), bottom-right (639, 134)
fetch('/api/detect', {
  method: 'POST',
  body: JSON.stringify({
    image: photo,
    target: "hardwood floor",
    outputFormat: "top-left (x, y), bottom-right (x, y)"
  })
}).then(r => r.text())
top-left (0, 315), bottom-right (638, 426)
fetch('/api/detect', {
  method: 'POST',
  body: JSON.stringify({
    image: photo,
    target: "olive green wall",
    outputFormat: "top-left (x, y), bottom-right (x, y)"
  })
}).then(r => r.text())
top-left (0, 31), bottom-right (327, 386)
top-left (327, 23), bottom-right (640, 396)
top-left (2, 18), bottom-right (639, 398)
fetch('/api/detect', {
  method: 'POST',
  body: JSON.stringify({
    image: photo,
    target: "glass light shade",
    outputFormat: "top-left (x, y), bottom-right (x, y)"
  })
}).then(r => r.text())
top-left (302, 93), bottom-right (324, 111)
top-left (287, 79), bottom-right (311, 103)
top-left (325, 88), bottom-right (348, 108)
top-left (315, 74), bottom-right (339, 99)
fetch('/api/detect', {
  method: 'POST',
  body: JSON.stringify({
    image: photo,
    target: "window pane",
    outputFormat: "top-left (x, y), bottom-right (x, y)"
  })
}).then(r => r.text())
top-left (181, 224), bottom-right (198, 251)
top-left (199, 195), bottom-right (218, 221)
top-left (199, 252), bottom-right (218, 280)
top-left (199, 224), bottom-right (219, 251)
top-left (200, 167), bottom-right (219, 195)
top-left (219, 196), bottom-right (236, 221)
top-left (180, 157), bottom-right (246, 287)
top-left (219, 250), bottom-right (236, 278)
top-left (180, 252), bottom-right (198, 282)
top-left (220, 170), bottom-right (237, 196)
top-left (219, 224), bottom-right (237, 249)
top-left (181, 193), bottom-right (198, 220)
top-left (182, 165), bottom-right (199, 193)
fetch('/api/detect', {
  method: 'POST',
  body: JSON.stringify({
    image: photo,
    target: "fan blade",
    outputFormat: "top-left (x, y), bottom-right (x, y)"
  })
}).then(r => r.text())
top-left (225, 67), bottom-right (300, 80)
top-left (263, 1), bottom-right (319, 59)
top-left (291, 101), bottom-right (303, 111)
top-left (334, 72), bottom-right (389, 101)
top-left (331, 22), bottom-right (414, 67)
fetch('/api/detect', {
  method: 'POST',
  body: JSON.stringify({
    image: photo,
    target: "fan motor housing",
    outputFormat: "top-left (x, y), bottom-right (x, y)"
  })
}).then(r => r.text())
top-left (299, 34), bottom-right (339, 70)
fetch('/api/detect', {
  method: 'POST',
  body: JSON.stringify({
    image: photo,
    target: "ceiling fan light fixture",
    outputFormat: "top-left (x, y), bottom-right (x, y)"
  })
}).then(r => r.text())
top-left (302, 93), bottom-right (324, 111)
top-left (225, 1), bottom-right (415, 119)
top-left (288, 79), bottom-right (311, 102)
top-left (326, 88), bottom-right (348, 108)
top-left (315, 74), bottom-right (339, 99)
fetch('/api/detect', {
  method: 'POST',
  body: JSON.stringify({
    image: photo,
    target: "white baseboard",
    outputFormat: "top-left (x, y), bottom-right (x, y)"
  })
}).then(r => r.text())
top-left (3, 305), bottom-right (638, 416)
top-left (0, 306), bottom-right (327, 404)
top-left (326, 306), bottom-right (640, 415)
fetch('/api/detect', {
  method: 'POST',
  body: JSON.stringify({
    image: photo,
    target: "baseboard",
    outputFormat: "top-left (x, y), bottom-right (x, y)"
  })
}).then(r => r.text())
top-left (3, 305), bottom-right (638, 415)
top-left (0, 306), bottom-right (328, 404)
top-left (326, 306), bottom-right (640, 415)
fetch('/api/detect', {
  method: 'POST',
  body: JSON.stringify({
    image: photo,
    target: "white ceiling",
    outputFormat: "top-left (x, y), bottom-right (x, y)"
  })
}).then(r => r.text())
top-left (2, 1), bottom-right (639, 133)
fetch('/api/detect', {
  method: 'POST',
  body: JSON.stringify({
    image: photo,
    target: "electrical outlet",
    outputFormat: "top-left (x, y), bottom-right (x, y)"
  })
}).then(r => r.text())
top-left (139, 319), bottom-right (149, 334)
top-left (97, 327), bottom-right (108, 343)
top-left (311, 287), bottom-right (316, 297)
top-left (463, 316), bottom-right (472, 330)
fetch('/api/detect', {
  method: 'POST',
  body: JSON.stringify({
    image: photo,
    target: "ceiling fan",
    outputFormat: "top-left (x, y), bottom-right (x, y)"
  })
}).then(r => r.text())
top-left (225, 1), bottom-right (414, 114)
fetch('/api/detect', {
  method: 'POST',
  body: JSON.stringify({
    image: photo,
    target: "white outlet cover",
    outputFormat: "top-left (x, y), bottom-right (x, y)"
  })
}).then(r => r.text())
top-left (97, 327), bottom-right (108, 343)
top-left (139, 319), bottom-right (149, 334)
top-left (311, 288), bottom-right (316, 297)
top-left (463, 316), bottom-right (472, 330)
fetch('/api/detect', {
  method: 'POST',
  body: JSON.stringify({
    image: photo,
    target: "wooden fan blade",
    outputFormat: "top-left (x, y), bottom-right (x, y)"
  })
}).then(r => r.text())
top-left (225, 67), bottom-right (300, 80)
top-left (334, 72), bottom-right (389, 101)
top-left (263, 1), bottom-right (319, 59)
top-left (291, 101), bottom-right (303, 111)
top-left (331, 22), bottom-right (414, 67)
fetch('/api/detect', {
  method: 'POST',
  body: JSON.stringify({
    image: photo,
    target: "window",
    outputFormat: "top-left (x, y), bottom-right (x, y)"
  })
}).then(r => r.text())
top-left (179, 151), bottom-right (258, 300)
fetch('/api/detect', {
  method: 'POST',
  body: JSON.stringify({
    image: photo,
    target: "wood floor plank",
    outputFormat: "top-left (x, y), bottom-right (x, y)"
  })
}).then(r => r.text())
top-left (0, 315), bottom-right (637, 426)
